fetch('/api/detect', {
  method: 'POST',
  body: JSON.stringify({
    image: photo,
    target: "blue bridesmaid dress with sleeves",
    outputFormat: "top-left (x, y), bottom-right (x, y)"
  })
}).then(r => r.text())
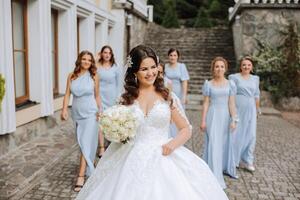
top-left (202, 80), bottom-right (237, 189)
top-left (229, 73), bottom-right (260, 167)
top-left (97, 64), bottom-right (123, 110)
top-left (165, 63), bottom-right (190, 138)
top-left (165, 62), bottom-right (190, 100)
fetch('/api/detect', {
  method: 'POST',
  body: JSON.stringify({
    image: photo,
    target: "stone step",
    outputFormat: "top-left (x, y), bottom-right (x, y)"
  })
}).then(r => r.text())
top-left (144, 23), bottom-right (236, 98)
top-left (186, 104), bottom-right (202, 111)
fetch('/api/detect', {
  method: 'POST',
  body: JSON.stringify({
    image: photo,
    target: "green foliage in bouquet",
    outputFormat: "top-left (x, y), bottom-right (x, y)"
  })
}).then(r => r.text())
top-left (252, 24), bottom-right (300, 102)
top-left (0, 74), bottom-right (5, 112)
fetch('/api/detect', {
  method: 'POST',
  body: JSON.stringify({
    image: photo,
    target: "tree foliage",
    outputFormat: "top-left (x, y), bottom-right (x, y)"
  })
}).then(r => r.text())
top-left (161, 0), bottom-right (180, 28)
top-left (252, 24), bottom-right (300, 102)
top-left (194, 7), bottom-right (212, 28)
top-left (176, 0), bottom-right (198, 19)
top-left (148, 0), bottom-right (235, 28)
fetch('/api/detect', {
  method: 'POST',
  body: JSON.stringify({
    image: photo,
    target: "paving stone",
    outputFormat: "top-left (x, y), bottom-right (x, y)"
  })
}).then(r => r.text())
top-left (1, 110), bottom-right (300, 200)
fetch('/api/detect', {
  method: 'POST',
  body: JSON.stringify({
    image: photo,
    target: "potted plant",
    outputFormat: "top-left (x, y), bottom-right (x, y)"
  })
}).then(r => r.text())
top-left (0, 74), bottom-right (5, 112)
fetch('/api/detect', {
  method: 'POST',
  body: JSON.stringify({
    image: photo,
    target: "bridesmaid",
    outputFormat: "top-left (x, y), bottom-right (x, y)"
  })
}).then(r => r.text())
top-left (165, 48), bottom-right (189, 105)
top-left (165, 48), bottom-right (189, 138)
top-left (200, 57), bottom-right (238, 189)
top-left (158, 60), bottom-right (172, 91)
top-left (61, 51), bottom-right (101, 192)
top-left (96, 45), bottom-right (123, 157)
top-left (229, 56), bottom-right (260, 172)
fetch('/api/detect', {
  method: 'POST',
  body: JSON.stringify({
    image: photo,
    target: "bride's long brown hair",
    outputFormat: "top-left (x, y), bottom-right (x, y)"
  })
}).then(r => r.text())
top-left (121, 45), bottom-right (170, 105)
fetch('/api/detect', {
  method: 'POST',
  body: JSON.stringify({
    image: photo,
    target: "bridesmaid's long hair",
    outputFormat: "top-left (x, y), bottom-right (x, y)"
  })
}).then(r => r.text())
top-left (121, 45), bottom-right (170, 105)
top-left (71, 51), bottom-right (97, 80)
top-left (98, 45), bottom-right (116, 66)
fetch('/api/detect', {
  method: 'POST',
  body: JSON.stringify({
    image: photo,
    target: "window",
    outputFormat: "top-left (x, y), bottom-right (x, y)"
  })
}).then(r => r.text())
top-left (51, 9), bottom-right (59, 96)
top-left (11, 0), bottom-right (29, 105)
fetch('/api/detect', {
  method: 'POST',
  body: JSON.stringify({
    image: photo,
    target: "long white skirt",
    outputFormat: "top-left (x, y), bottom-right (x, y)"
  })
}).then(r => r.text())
top-left (75, 139), bottom-right (229, 200)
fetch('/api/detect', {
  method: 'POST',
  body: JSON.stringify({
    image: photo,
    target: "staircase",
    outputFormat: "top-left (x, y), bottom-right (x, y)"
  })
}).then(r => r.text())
top-left (144, 23), bottom-right (236, 110)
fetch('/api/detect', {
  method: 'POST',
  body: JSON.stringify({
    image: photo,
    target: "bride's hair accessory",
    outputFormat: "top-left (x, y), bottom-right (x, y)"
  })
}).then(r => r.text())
top-left (126, 55), bottom-right (133, 68)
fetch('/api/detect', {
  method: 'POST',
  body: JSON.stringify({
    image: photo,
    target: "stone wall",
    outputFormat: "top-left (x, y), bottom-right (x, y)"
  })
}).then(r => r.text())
top-left (0, 109), bottom-right (74, 157)
top-left (278, 97), bottom-right (300, 111)
top-left (229, 4), bottom-right (300, 110)
top-left (230, 6), bottom-right (300, 59)
top-left (129, 15), bottom-right (148, 50)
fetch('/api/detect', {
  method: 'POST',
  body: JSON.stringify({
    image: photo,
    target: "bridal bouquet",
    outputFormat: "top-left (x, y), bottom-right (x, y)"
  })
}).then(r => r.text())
top-left (99, 105), bottom-right (139, 144)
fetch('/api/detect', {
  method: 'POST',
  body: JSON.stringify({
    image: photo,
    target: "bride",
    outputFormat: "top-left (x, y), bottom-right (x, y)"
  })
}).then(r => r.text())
top-left (75, 45), bottom-right (229, 200)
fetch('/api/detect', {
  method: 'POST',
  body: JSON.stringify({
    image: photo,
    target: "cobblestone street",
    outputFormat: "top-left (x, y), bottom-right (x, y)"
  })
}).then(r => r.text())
top-left (1, 110), bottom-right (300, 200)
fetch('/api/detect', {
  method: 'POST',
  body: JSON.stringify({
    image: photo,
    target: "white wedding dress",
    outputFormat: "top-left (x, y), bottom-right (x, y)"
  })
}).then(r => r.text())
top-left (76, 94), bottom-right (228, 200)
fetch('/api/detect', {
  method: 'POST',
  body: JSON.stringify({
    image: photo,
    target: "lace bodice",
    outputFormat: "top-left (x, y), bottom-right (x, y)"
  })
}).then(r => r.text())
top-left (132, 100), bottom-right (171, 145)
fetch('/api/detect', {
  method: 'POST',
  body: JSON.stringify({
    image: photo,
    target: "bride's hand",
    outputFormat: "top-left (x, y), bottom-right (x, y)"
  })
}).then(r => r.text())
top-left (162, 143), bottom-right (175, 156)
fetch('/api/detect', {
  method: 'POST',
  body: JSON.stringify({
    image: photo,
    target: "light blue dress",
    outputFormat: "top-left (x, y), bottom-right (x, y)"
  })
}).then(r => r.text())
top-left (97, 64), bottom-right (123, 110)
top-left (202, 80), bottom-right (237, 189)
top-left (165, 63), bottom-right (189, 138)
top-left (70, 72), bottom-right (99, 176)
top-left (229, 73), bottom-right (260, 166)
top-left (163, 76), bottom-right (172, 88)
top-left (165, 62), bottom-right (190, 100)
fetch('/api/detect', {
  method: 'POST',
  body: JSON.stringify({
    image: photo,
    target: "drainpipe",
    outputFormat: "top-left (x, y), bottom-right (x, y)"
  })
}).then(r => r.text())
top-left (126, 13), bottom-right (133, 53)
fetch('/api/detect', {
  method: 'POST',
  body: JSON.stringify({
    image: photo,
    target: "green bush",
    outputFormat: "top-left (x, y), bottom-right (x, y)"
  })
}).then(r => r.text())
top-left (194, 7), bottom-right (212, 28)
top-left (0, 74), bottom-right (5, 112)
top-left (184, 18), bottom-right (197, 27)
top-left (149, 0), bottom-right (234, 28)
top-left (208, 0), bottom-right (222, 18)
top-left (148, 0), bottom-right (165, 24)
top-left (161, 0), bottom-right (180, 28)
top-left (252, 24), bottom-right (300, 102)
top-left (176, 0), bottom-right (198, 19)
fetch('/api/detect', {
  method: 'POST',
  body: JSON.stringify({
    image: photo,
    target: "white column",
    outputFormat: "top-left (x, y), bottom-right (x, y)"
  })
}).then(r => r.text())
top-left (147, 5), bottom-right (153, 22)
top-left (27, 0), bottom-right (54, 116)
top-left (0, 0), bottom-right (16, 134)
top-left (110, 9), bottom-right (125, 66)
top-left (101, 19), bottom-right (109, 47)
top-left (58, 5), bottom-right (77, 94)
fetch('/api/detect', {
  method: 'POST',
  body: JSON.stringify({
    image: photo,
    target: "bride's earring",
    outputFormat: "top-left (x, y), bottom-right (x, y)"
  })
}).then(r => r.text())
top-left (134, 74), bottom-right (137, 84)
